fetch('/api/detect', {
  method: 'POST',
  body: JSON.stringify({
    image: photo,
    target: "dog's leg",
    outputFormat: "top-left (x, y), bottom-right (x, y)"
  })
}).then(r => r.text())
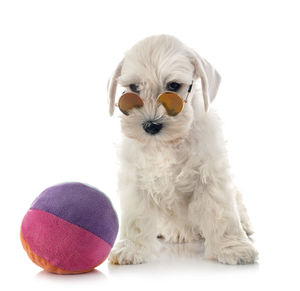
top-left (109, 189), bottom-right (158, 265)
top-left (236, 190), bottom-right (254, 236)
top-left (189, 177), bottom-right (258, 265)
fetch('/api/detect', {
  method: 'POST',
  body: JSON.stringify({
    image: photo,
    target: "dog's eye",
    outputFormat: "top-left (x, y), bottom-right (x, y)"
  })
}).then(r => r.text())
top-left (167, 82), bottom-right (181, 92)
top-left (129, 84), bottom-right (139, 93)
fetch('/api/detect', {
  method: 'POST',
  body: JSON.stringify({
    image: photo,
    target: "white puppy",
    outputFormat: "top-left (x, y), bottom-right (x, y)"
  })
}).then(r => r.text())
top-left (107, 35), bottom-right (258, 265)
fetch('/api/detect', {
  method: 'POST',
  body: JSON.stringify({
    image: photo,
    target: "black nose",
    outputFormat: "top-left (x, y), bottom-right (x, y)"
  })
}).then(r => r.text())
top-left (143, 121), bottom-right (163, 135)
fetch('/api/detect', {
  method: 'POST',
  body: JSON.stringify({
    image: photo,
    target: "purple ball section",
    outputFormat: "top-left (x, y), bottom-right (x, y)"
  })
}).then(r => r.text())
top-left (30, 182), bottom-right (118, 246)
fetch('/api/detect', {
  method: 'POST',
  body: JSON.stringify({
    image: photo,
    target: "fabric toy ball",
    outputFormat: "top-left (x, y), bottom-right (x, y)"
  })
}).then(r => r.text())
top-left (20, 182), bottom-right (118, 274)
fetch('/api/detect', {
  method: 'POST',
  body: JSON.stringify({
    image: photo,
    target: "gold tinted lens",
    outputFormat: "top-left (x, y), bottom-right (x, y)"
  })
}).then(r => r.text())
top-left (118, 92), bottom-right (144, 115)
top-left (157, 92), bottom-right (183, 116)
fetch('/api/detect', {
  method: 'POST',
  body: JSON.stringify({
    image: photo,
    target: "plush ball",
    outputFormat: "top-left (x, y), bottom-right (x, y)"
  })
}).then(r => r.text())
top-left (20, 182), bottom-right (118, 274)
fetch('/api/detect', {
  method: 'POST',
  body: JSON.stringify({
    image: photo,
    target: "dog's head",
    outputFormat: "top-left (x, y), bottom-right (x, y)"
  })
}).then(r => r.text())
top-left (108, 35), bottom-right (221, 144)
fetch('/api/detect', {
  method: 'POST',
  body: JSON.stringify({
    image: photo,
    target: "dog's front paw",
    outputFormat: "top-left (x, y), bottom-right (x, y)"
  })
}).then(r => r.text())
top-left (159, 229), bottom-right (201, 243)
top-left (216, 242), bottom-right (258, 265)
top-left (109, 239), bottom-right (149, 265)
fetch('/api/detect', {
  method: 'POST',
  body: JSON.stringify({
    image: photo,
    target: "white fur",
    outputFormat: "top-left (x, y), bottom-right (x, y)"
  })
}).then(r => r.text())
top-left (107, 35), bottom-right (258, 265)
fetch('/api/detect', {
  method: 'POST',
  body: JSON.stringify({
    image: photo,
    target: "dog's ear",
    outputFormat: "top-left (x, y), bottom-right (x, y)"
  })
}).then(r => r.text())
top-left (107, 59), bottom-right (124, 116)
top-left (189, 50), bottom-right (221, 112)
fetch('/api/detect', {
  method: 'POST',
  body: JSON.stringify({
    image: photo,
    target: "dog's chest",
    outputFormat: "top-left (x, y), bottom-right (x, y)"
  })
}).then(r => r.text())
top-left (137, 151), bottom-right (179, 192)
top-left (134, 144), bottom-right (195, 207)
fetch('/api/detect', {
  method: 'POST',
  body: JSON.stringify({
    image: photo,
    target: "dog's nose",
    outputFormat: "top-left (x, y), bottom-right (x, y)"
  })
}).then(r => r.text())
top-left (143, 121), bottom-right (163, 135)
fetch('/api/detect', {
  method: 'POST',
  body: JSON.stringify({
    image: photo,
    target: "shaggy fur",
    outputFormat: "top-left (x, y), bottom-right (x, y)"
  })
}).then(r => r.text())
top-left (107, 35), bottom-right (258, 265)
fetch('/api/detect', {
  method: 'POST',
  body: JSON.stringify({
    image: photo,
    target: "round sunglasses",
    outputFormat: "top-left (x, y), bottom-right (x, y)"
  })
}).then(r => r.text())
top-left (116, 82), bottom-right (193, 116)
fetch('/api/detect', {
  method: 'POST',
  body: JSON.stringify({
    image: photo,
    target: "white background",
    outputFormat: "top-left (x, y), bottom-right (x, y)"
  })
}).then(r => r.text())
top-left (1, 0), bottom-right (300, 290)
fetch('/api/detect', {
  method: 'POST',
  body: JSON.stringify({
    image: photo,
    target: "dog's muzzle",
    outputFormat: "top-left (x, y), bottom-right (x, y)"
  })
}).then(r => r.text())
top-left (142, 121), bottom-right (163, 135)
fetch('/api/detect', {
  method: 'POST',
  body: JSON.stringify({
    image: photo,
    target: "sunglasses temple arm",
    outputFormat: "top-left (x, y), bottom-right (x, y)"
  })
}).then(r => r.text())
top-left (184, 81), bottom-right (193, 103)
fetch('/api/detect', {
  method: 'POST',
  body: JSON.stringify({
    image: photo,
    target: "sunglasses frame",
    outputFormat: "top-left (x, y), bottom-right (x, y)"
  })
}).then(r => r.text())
top-left (116, 81), bottom-right (193, 116)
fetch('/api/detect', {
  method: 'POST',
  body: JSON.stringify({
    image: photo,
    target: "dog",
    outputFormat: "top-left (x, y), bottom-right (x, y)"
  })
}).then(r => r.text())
top-left (107, 35), bottom-right (258, 265)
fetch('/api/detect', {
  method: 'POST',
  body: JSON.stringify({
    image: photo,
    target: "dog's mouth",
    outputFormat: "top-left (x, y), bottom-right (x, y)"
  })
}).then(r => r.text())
top-left (142, 120), bottom-right (163, 135)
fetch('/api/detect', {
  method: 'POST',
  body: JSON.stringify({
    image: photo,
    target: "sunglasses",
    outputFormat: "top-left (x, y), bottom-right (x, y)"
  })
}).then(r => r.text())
top-left (116, 82), bottom-right (193, 116)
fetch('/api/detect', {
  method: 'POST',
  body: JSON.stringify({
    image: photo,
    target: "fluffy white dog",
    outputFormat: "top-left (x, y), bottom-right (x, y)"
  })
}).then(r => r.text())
top-left (107, 35), bottom-right (258, 265)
